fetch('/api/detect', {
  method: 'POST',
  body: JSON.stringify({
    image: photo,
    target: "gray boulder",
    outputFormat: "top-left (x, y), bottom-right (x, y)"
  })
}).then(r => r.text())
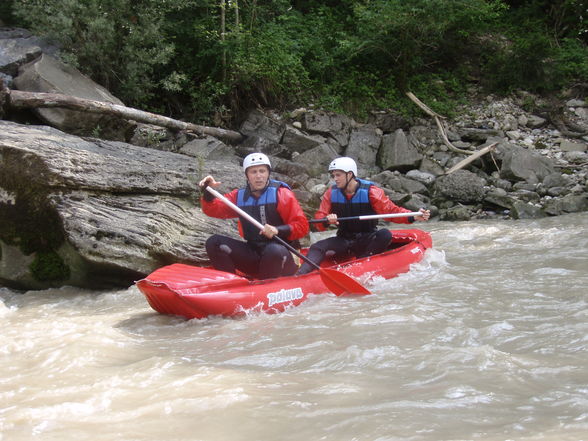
top-left (236, 134), bottom-right (290, 158)
top-left (440, 205), bottom-right (473, 221)
top-left (371, 171), bottom-right (427, 194)
top-left (345, 125), bottom-right (382, 176)
top-left (179, 135), bottom-right (240, 163)
top-left (13, 54), bottom-right (129, 138)
top-left (378, 129), bottom-right (423, 172)
top-left (302, 111), bottom-right (352, 146)
top-left (433, 170), bottom-right (487, 203)
top-left (543, 194), bottom-right (588, 215)
top-left (295, 143), bottom-right (340, 178)
top-left (281, 126), bottom-right (326, 153)
top-left (0, 27), bottom-right (59, 77)
top-left (239, 110), bottom-right (285, 144)
top-left (367, 111), bottom-right (410, 133)
top-left (510, 200), bottom-right (545, 219)
top-left (0, 120), bottom-right (240, 290)
top-left (500, 145), bottom-right (556, 183)
top-left (406, 169), bottom-right (436, 185)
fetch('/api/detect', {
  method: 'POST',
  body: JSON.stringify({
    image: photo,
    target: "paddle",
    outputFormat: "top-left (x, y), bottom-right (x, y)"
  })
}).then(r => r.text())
top-left (204, 186), bottom-right (371, 296)
top-left (310, 212), bottom-right (422, 224)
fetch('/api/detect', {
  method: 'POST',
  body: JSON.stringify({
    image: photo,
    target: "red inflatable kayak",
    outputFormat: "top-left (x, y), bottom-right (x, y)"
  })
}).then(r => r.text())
top-left (136, 229), bottom-right (432, 319)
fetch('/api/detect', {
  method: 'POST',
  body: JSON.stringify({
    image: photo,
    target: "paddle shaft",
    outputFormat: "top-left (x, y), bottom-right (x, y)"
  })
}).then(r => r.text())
top-left (310, 211), bottom-right (422, 224)
top-left (205, 186), bottom-right (322, 271)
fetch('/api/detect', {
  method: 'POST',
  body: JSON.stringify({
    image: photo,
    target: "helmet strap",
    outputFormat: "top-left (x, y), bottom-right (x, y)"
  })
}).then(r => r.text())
top-left (343, 173), bottom-right (357, 194)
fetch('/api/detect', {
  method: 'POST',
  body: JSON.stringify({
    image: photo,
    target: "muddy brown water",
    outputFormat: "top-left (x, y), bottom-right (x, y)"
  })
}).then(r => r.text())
top-left (1, 213), bottom-right (587, 440)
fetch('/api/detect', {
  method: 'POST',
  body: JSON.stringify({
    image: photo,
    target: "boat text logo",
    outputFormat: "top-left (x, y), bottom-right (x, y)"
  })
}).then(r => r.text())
top-left (267, 287), bottom-right (304, 307)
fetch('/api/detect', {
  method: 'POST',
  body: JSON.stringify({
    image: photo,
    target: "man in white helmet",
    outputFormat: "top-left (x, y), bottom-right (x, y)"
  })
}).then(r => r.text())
top-left (198, 153), bottom-right (309, 279)
top-left (296, 156), bottom-right (430, 275)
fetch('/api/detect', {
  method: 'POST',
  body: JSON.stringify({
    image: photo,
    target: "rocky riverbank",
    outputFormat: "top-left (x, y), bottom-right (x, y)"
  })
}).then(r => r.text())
top-left (1, 26), bottom-right (587, 290)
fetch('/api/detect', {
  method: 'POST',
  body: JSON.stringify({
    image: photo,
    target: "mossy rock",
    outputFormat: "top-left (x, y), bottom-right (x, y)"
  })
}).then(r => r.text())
top-left (29, 250), bottom-right (71, 282)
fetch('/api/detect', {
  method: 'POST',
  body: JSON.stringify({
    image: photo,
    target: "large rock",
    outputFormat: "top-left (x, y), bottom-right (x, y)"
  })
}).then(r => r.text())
top-left (239, 110), bottom-right (285, 143)
top-left (1, 28), bottom-right (59, 78)
top-left (500, 145), bottom-right (556, 183)
top-left (367, 111), bottom-right (410, 133)
top-left (378, 129), bottom-right (423, 172)
top-left (371, 171), bottom-right (427, 195)
top-left (345, 125), bottom-right (382, 176)
top-left (0, 29), bottom-right (41, 77)
top-left (179, 135), bottom-right (240, 163)
top-left (295, 142), bottom-right (340, 178)
top-left (13, 53), bottom-right (129, 138)
top-left (433, 170), bottom-right (487, 203)
top-left (281, 126), bottom-right (326, 153)
top-left (543, 194), bottom-right (588, 215)
top-left (302, 111), bottom-right (352, 146)
top-left (0, 120), bottom-right (241, 290)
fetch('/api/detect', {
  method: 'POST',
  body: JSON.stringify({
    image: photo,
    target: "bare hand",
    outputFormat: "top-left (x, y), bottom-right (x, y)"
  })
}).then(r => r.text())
top-left (415, 209), bottom-right (430, 221)
top-left (326, 213), bottom-right (339, 225)
top-left (260, 224), bottom-right (279, 239)
top-left (199, 175), bottom-right (221, 189)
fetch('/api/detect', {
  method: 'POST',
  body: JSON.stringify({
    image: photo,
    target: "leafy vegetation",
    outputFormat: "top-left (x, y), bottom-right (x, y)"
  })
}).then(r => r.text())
top-left (5, 0), bottom-right (587, 123)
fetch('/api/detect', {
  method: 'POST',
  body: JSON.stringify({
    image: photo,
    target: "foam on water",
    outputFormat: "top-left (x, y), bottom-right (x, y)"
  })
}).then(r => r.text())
top-left (1, 214), bottom-right (588, 440)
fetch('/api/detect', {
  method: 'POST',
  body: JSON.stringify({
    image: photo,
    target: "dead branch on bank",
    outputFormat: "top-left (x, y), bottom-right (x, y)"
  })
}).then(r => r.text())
top-left (406, 91), bottom-right (471, 155)
top-left (0, 84), bottom-right (244, 144)
top-left (406, 91), bottom-right (499, 174)
top-left (444, 142), bottom-right (498, 174)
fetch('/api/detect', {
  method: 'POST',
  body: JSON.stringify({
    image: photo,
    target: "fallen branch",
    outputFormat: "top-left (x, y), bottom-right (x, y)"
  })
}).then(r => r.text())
top-left (406, 91), bottom-right (472, 155)
top-left (0, 84), bottom-right (244, 144)
top-left (444, 142), bottom-right (498, 174)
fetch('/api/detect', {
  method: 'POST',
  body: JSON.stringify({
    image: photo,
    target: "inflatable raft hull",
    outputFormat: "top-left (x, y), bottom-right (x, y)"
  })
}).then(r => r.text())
top-left (136, 229), bottom-right (432, 319)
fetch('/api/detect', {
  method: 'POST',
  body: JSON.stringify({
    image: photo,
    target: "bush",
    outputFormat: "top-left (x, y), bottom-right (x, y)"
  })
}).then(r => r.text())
top-left (12, 0), bottom-right (175, 107)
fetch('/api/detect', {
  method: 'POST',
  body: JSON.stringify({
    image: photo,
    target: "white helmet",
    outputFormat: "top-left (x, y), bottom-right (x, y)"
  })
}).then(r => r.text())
top-left (328, 157), bottom-right (357, 177)
top-left (243, 152), bottom-right (271, 172)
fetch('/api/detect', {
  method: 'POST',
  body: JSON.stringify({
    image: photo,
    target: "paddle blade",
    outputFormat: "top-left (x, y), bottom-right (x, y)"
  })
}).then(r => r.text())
top-left (319, 268), bottom-right (371, 296)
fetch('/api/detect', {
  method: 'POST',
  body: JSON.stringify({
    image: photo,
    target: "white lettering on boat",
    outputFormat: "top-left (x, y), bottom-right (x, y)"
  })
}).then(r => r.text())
top-left (267, 287), bottom-right (304, 307)
top-left (411, 247), bottom-right (422, 254)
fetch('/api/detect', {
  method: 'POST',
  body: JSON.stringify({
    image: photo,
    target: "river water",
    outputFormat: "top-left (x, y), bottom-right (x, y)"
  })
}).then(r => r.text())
top-left (1, 213), bottom-right (587, 441)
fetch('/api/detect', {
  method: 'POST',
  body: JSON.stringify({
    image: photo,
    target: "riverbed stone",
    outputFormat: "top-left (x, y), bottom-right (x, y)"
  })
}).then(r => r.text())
top-left (239, 109), bottom-right (285, 143)
top-left (500, 145), bottom-right (556, 183)
top-left (302, 111), bottom-right (352, 146)
top-left (345, 125), bottom-right (382, 176)
top-left (559, 140), bottom-right (587, 152)
top-left (281, 126), bottom-right (326, 153)
top-left (543, 194), bottom-right (588, 215)
top-left (378, 129), bottom-right (423, 172)
top-left (510, 200), bottom-right (545, 219)
top-left (433, 170), bottom-right (487, 203)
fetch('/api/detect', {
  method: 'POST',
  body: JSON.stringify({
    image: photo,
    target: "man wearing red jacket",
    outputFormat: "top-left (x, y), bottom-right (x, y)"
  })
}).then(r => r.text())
top-left (198, 153), bottom-right (309, 279)
top-left (296, 157), bottom-right (430, 275)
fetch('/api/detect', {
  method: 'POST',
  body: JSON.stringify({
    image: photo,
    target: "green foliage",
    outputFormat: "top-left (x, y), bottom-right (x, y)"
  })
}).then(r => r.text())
top-left (227, 21), bottom-right (312, 110)
top-left (346, 0), bottom-right (507, 90)
top-left (482, 32), bottom-right (588, 93)
top-left (6, 0), bottom-right (587, 122)
top-left (12, 0), bottom-right (175, 107)
top-left (29, 250), bottom-right (70, 282)
top-left (553, 38), bottom-right (588, 86)
top-left (0, 0), bottom-right (17, 24)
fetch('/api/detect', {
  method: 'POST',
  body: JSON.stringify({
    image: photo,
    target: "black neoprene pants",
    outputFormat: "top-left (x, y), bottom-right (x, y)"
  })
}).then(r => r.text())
top-left (296, 229), bottom-right (392, 275)
top-left (205, 234), bottom-right (298, 279)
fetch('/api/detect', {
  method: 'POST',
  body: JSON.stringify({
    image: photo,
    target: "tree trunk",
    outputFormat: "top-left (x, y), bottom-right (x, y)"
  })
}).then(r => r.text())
top-left (1, 86), bottom-right (244, 144)
top-left (220, 0), bottom-right (227, 83)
